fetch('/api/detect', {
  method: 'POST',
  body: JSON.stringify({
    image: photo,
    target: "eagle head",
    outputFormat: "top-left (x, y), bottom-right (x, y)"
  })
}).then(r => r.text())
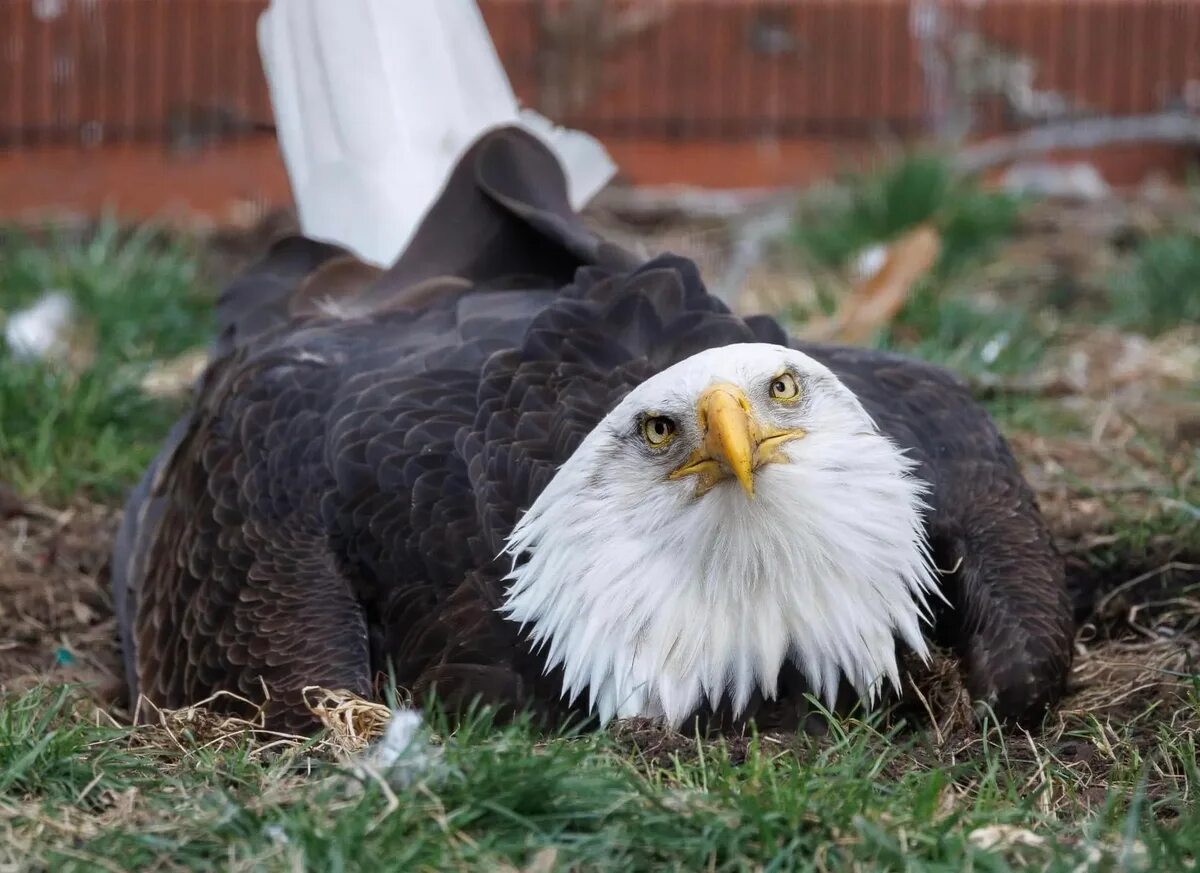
top-left (500, 342), bottom-right (938, 727)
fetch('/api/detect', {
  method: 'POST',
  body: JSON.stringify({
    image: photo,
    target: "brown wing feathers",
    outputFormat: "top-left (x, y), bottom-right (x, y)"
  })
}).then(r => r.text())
top-left (113, 126), bottom-right (1072, 731)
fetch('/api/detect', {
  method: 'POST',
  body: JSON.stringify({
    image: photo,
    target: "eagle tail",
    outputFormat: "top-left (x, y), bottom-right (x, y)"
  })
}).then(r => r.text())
top-left (211, 126), bottom-right (633, 359)
top-left (257, 0), bottom-right (616, 268)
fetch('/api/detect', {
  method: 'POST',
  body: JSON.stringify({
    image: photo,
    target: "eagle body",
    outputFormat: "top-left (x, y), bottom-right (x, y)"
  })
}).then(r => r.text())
top-left (113, 129), bottom-right (1073, 732)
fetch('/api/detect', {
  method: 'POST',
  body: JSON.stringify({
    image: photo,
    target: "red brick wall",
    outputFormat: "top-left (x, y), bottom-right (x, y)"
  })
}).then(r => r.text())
top-left (0, 0), bottom-right (1196, 219)
top-left (4, 0), bottom-right (1198, 146)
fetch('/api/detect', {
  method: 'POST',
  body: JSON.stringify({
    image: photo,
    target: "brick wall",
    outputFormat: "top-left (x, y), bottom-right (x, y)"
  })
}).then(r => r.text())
top-left (0, 0), bottom-right (1196, 218)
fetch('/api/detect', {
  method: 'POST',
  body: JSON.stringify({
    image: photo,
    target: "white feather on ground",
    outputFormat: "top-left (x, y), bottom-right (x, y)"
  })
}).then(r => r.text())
top-left (353, 709), bottom-right (441, 789)
top-left (257, 0), bottom-right (616, 266)
top-left (4, 291), bottom-right (75, 362)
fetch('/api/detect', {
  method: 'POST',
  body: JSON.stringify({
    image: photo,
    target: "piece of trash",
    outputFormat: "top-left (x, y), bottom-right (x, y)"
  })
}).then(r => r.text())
top-left (4, 290), bottom-right (95, 373)
top-left (979, 331), bottom-right (1010, 365)
top-left (53, 647), bottom-right (76, 667)
top-left (5, 291), bottom-right (74, 361)
top-left (835, 224), bottom-right (941, 345)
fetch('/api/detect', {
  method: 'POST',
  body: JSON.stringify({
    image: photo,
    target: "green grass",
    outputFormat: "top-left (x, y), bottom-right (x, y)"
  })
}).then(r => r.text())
top-left (881, 284), bottom-right (1048, 379)
top-left (792, 155), bottom-right (1196, 391)
top-left (793, 153), bottom-right (1023, 279)
top-left (982, 395), bottom-right (1200, 574)
top-left (0, 686), bottom-right (155, 802)
top-left (982, 395), bottom-right (1085, 438)
top-left (1, 686), bottom-right (1197, 871)
top-left (790, 154), bottom-right (1042, 380)
top-left (1069, 436), bottom-right (1200, 572)
top-left (1107, 232), bottom-right (1200, 336)
top-left (0, 221), bottom-right (213, 501)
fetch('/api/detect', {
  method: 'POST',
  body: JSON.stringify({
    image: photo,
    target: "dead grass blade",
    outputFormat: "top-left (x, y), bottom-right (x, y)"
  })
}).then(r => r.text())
top-left (833, 225), bottom-right (941, 344)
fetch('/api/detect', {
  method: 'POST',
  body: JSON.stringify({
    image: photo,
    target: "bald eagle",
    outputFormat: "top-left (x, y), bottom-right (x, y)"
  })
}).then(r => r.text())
top-left (112, 128), bottom-right (1073, 733)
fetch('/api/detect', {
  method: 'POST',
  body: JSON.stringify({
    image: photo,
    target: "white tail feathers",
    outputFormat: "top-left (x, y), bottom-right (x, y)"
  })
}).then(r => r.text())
top-left (258, 0), bottom-right (617, 267)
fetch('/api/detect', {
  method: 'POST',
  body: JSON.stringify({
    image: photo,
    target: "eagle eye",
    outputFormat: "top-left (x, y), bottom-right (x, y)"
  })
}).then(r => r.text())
top-left (641, 414), bottom-right (677, 448)
top-left (769, 372), bottom-right (801, 402)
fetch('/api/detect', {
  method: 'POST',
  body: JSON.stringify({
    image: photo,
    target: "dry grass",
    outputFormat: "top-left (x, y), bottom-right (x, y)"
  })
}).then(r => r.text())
top-left (0, 499), bottom-right (123, 703)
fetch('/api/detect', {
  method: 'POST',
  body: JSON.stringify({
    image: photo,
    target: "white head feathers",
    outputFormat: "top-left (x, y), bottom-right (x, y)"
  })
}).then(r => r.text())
top-left (500, 343), bottom-right (938, 727)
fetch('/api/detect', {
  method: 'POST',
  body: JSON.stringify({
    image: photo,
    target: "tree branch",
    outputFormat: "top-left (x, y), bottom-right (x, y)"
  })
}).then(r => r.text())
top-left (955, 112), bottom-right (1200, 175)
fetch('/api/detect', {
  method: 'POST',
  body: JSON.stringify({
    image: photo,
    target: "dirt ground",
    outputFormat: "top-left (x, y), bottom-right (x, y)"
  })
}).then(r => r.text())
top-left (0, 497), bottom-right (124, 705)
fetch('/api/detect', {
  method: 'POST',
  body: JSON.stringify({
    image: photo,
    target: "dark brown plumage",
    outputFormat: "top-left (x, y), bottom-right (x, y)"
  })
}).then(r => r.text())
top-left (112, 127), bottom-right (1073, 733)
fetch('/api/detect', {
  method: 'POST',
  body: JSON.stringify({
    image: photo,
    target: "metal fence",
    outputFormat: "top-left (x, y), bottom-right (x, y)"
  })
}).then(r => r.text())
top-left (2, 0), bottom-right (1197, 151)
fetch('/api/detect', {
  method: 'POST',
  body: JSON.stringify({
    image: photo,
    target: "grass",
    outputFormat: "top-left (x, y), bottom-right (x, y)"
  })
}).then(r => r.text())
top-left (1107, 232), bottom-right (1200, 336)
top-left (793, 152), bottom-right (1023, 279)
top-left (1070, 435), bottom-right (1200, 574)
top-left (982, 395), bottom-right (1200, 580)
top-left (793, 154), bottom-right (1200, 394)
top-left (981, 394), bottom-right (1085, 437)
top-left (2, 685), bottom-right (1198, 871)
top-left (790, 153), bottom-right (1045, 380)
top-left (0, 686), bottom-right (152, 802)
top-left (880, 284), bottom-right (1048, 378)
top-left (1, 192), bottom-right (1199, 870)
top-left (0, 221), bottom-right (212, 501)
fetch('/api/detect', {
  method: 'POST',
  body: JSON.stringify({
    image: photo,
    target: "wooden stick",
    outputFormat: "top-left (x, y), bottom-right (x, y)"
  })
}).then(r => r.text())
top-left (955, 112), bottom-right (1200, 175)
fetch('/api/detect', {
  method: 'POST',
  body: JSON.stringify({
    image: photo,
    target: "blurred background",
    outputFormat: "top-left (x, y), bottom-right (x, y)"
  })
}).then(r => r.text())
top-left (0, 0), bottom-right (1197, 704)
top-left (1, 0), bottom-right (1199, 217)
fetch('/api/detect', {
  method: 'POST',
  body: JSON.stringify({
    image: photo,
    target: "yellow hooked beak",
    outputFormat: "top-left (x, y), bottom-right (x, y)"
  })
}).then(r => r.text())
top-left (668, 383), bottom-right (805, 498)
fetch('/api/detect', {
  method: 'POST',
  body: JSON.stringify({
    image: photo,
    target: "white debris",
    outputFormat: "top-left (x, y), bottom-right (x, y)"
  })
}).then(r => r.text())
top-left (980, 331), bottom-right (1010, 365)
top-left (4, 291), bottom-right (76, 362)
top-left (1073, 839), bottom-right (1149, 873)
top-left (968, 824), bottom-right (1046, 853)
top-left (32, 0), bottom-right (67, 22)
top-left (1002, 162), bottom-right (1110, 202)
top-left (140, 348), bottom-right (210, 399)
top-left (851, 243), bottom-right (890, 283)
top-left (354, 708), bottom-right (441, 789)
